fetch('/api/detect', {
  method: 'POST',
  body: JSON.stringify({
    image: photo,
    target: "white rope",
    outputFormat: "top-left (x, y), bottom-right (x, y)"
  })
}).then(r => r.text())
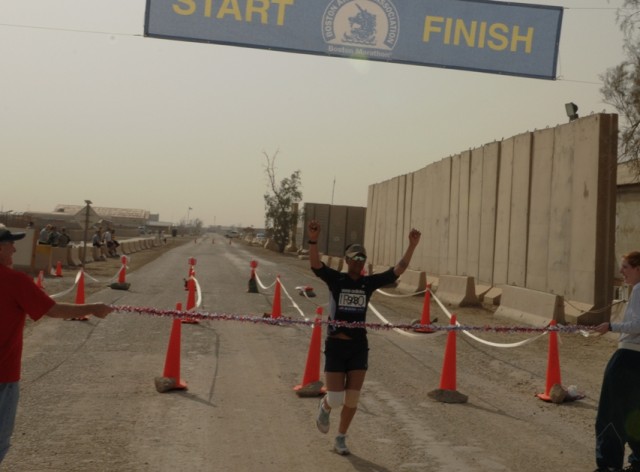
top-left (254, 271), bottom-right (277, 290)
top-left (49, 270), bottom-right (83, 299)
top-left (376, 287), bottom-right (428, 298)
top-left (48, 263), bottom-right (130, 299)
top-left (368, 302), bottom-right (424, 338)
top-left (430, 289), bottom-right (547, 348)
top-left (279, 279), bottom-right (309, 321)
top-left (193, 276), bottom-right (202, 309)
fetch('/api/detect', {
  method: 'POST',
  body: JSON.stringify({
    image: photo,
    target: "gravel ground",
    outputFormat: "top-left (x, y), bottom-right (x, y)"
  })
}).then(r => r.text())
top-left (2, 235), bottom-right (624, 472)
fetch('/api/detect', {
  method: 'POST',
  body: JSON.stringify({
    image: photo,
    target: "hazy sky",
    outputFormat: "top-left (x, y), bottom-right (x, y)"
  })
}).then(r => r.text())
top-left (0, 0), bottom-right (627, 228)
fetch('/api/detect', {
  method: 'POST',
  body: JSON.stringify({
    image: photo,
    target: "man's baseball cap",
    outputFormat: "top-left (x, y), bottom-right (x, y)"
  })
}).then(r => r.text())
top-left (0, 227), bottom-right (26, 243)
top-left (345, 244), bottom-right (367, 259)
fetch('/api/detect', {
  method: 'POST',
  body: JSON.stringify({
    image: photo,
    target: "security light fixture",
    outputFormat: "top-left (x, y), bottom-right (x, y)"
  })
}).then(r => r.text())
top-left (565, 102), bottom-right (579, 122)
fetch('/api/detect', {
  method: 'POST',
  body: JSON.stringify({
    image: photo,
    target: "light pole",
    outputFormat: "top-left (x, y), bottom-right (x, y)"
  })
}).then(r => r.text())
top-left (187, 206), bottom-right (192, 227)
top-left (82, 199), bottom-right (92, 267)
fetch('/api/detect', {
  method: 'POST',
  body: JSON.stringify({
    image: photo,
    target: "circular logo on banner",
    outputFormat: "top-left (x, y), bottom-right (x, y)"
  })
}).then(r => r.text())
top-left (322, 0), bottom-right (399, 56)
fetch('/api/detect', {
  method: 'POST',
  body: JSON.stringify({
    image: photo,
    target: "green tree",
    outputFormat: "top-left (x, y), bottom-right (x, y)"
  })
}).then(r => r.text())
top-left (601, 0), bottom-right (640, 175)
top-left (263, 150), bottom-right (302, 253)
top-left (192, 218), bottom-right (203, 235)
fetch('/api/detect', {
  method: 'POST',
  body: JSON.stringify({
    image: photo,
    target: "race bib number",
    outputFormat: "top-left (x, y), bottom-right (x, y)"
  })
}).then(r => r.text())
top-left (338, 290), bottom-right (366, 312)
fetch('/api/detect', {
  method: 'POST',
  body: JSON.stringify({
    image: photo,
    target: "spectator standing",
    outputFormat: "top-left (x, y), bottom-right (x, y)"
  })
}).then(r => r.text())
top-left (47, 226), bottom-right (60, 246)
top-left (37, 224), bottom-right (51, 245)
top-left (57, 228), bottom-right (71, 248)
top-left (103, 228), bottom-right (116, 257)
top-left (0, 225), bottom-right (112, 465)
top-left (91, 229), bottom-right (102, 248)
top-left (111, 229), bottom-right (120, 255)
top-left (592, 251), bottom-right (640, 472)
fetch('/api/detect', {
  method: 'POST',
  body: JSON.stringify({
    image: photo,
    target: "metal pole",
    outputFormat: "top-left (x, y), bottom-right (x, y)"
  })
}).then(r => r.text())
top-left (331, 177), bottom-right (336, 205)
top-left (82, 200), bottom-right (92, 267)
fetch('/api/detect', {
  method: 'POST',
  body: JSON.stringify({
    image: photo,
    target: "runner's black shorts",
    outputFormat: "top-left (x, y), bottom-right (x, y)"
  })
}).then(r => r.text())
top-left (324, 337), bottom-right (369, 372)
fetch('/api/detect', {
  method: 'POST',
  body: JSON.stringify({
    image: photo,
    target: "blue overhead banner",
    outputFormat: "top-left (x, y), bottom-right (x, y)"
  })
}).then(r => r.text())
top-left (144, 0), bottom-right (563, 80)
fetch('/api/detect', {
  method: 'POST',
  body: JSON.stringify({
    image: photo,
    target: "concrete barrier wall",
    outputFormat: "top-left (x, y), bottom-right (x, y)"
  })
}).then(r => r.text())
top-left (10, 234), bottom-right (158, 274)
top-left (456, 151), bottom-right (471, 276)
top-left (526, 127), bottom-right (554, 293)
top-left (329, 257), bottom-right (343, 272)
top-left (120, 240), bottom-right (131, 254)
top-left (34, 245), bottom-right (52, 274)
top-left (50, 247), bottom-right (69, 268)
top-left (507, 133), bottom-right (532, 287)
top-left (12, 228), bottom-right (37, 270)
top-left (495, 285), bottom-right (564, 326)
top-left (365, 114), bottom-right (617, 322)
top-left (68, 246), bottom-right (82, 266)
top-left (617, 162), bottom-right (640, 264)
top-left (305, 203), bottom-right (365, 257)
top-left (396, 269), bottom-right (426, 294)
top-left (78, 246), bottom-right (92, 263)
top-left (436, 275), bottom-right (480, 307)
top-left (93, 246), bottom-right (105, 261)
top-left (493, 136), bottom-right (514, 286)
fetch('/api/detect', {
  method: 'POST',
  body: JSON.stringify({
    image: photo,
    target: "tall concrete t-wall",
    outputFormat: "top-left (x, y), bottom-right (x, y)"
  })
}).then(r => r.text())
top-left (303, 203), bottom-right (366, 257)
top-left (616, 162), bottom-right (640, 269)
top-left (365, 114), bottom-right (618, 316)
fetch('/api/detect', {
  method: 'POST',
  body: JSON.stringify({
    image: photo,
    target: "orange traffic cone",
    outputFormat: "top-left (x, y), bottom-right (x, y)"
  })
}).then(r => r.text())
top-left (414, 287), bottom-right (435, 333)
top-left (110, 256), bottom-right (130, 290)
top-left (155, 302), bottom-right (188, 393)
top-left (35, 270), bottom-right (45, 289)
top-left (294, 307), bottom-right (326, 397)
top-left (185, 258), bottom-right (196, 290)
top-left (118, 256), bottom-right (127, 283)
top-left (439, 315), bottom-right (457, 391)
top-left (182, 277), bottom-right (199, 324)
top-left (75, 270), bottom-right (85, 304)
top-left (271, 276), bottom-right (282, 319)
top-left (69, 270), bottom-right (89, 321)
top-left (428, 315), bottom-right (468, 403)
top-left (536, 320), bottom-right (562, 402)
top-left (54, 260), bottom-right (63, 277)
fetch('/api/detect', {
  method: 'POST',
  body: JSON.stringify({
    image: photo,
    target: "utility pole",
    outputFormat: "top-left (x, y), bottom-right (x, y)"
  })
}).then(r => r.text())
top-left (331, 177), bottom-right (336, 205)
top-left (82, 199), bottom-right (92, 267)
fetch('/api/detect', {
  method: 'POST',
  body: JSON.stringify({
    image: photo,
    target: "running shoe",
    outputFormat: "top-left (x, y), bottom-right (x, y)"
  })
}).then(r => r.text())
top-left (316, 397), bottom-right (330, 434)
top-left (334, 434), bottom-right (350, 455)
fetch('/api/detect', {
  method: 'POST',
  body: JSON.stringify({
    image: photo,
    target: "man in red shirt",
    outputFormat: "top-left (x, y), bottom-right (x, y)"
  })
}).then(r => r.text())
top-left (0, 225), bottom-right (112, 464)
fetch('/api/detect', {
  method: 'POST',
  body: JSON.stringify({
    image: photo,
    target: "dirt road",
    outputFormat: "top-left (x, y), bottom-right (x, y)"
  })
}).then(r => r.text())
top-left (2, 236), bottom-right (620, 471)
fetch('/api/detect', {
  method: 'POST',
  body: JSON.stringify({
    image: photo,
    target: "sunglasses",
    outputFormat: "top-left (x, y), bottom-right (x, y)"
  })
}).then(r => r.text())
top-left (349, 255), bottom-right (366, 262)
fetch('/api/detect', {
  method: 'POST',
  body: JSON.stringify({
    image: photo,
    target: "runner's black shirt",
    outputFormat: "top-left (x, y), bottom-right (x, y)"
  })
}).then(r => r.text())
top-left (312, 263), bottom-right (398, 339)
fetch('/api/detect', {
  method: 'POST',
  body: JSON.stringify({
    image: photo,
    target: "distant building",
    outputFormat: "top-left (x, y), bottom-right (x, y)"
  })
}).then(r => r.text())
top-left (0, 204), bottom-right (170, 242)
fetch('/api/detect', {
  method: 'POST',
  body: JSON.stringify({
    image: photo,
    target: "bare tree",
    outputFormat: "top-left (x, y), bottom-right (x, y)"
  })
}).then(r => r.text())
top-left (601, 0), bottom-right (640, 176)
top-left (263, 150), bottom-right (302, 253)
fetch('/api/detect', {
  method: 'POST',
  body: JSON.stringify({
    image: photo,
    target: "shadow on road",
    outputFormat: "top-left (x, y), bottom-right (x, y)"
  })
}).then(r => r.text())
top-left (346, 453), bottom-right (394, 472)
